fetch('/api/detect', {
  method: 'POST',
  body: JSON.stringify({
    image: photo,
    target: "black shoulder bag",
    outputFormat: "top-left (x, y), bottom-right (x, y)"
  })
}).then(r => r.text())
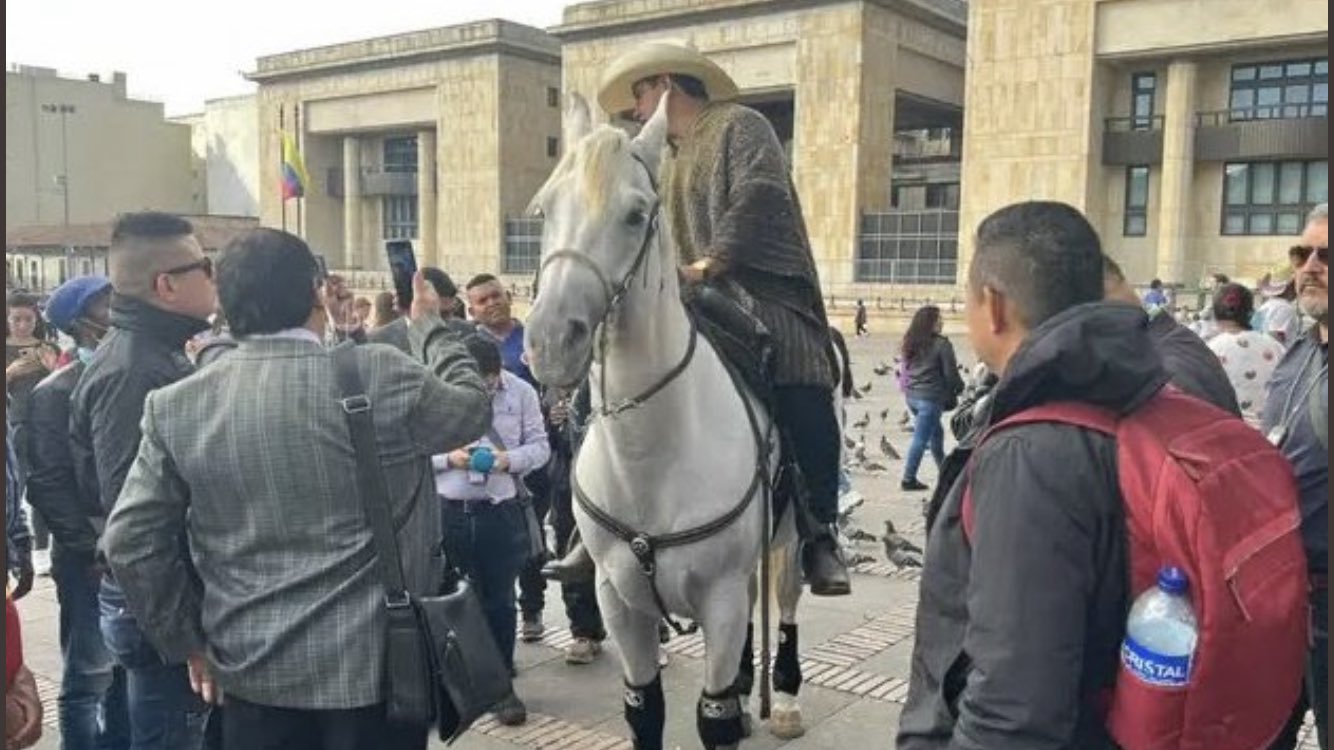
top-left (331, 344), bottom-right (512, 743)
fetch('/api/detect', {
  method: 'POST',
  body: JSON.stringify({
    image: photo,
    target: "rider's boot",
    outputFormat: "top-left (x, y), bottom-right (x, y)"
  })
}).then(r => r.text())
top-left (542, 529), bottom-right (596, 584)
top-left (801, 527), bottom-right (851, 597)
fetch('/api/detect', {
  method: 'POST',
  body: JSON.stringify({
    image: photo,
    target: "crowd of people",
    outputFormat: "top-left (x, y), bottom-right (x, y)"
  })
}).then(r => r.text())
top-left (2, 37), bottom-right (1327, 750)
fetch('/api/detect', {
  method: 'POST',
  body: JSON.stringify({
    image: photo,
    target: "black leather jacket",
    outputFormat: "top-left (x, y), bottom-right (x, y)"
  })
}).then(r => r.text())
top-left (70, 295), bottom-right (209, 517)
top-left (27, 360), bottom-right (101, 563)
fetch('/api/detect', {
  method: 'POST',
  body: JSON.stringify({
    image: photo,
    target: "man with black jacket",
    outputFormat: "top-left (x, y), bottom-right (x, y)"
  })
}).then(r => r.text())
top-left (27, 275), bottom-right (129, 749)
top-left (69, 212), bottom-right (217, 750)
top-left (899, 202), bottom-right (1166, 749)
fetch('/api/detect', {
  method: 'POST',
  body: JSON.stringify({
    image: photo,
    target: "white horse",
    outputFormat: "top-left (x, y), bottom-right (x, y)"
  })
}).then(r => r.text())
top-left (525, 92), bottom-right (808, 749)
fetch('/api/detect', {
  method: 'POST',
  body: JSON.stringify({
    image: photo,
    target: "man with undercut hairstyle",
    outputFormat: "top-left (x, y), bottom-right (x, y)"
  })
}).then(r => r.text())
top-left (69, 211), bottom-right (217, 750)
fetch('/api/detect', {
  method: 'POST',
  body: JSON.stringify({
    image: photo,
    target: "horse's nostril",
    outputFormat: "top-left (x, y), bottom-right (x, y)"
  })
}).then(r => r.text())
top-left (569, 319), bottom-right (590, 343)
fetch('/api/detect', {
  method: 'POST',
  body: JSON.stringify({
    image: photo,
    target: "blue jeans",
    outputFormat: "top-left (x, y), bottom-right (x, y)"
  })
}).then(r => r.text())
top-left (903, 397), bottom-right (945, 483)
top-left (55, 553), bottom-right (130, 750)
top-left (440, 500), bottom-right (528, 671)
top-left (98, 579), bottom-right (210, 750)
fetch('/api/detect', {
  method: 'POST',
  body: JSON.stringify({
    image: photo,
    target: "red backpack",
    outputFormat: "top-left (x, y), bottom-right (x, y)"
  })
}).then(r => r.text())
top-left (963, 387), bottom-right (1309, 750)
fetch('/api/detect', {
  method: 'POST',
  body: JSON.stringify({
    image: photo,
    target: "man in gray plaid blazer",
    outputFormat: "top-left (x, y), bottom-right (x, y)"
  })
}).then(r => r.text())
top-left (102, 229), bottom-right (490, 749)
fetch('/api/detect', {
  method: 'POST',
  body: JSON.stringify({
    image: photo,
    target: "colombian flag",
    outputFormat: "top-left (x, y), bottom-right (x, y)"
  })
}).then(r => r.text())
top-left (281, 132), bottom-right (310, 201)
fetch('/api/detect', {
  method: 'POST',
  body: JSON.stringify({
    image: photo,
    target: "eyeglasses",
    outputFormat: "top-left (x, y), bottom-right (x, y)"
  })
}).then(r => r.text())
top-left (1289, 245), bottom-right (1329, 266)
top-left (160, 257), bottom-right (214, 279)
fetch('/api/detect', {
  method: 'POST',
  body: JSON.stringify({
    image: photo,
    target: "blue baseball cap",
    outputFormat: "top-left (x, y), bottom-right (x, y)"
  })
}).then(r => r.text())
top-left (44, 275), bottom-right (112, 334)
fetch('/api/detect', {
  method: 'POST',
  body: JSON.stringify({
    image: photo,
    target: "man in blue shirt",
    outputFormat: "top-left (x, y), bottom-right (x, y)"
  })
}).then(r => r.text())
top-left (1266, 203), bottom-right (1328, 750)
top-left (466, 274), bottom-right (551, 640)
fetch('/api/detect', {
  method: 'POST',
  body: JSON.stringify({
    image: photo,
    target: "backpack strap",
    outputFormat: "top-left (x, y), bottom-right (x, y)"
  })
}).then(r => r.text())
top-left (961, 401), bottom-right (1120, 541)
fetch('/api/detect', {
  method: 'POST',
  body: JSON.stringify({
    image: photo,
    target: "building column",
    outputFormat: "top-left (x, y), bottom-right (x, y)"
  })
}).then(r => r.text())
top-left (1156, 60), bottom-right (1198, 285)
top-left (417, 130), bottom-right (438, 267)
top-left (342, 137), bottom-right (362, 269)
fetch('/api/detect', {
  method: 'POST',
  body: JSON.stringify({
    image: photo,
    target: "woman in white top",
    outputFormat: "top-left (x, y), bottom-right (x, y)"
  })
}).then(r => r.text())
top-left (1207, 283), bottom-right (1288, 428)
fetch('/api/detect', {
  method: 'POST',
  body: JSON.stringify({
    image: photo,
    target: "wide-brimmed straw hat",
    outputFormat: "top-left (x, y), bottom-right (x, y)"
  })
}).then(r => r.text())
top-left (597, 41), bottom-right (740, 117)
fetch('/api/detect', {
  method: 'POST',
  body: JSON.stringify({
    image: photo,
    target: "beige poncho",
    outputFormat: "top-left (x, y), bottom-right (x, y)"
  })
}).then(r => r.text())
top-left (663, 102), bottom-right (834, 388)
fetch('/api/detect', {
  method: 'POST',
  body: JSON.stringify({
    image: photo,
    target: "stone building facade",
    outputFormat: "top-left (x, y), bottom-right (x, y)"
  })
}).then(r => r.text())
top-left (248, 20), bottom-right (562, 280)
top-left (960, 0), bottom-right (1328, 287)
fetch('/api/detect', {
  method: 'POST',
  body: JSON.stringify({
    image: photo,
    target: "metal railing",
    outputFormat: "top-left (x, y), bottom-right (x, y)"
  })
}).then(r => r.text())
top-left (1104, 115), bottom-right (1165, 132)
top-left (1196, 104), bottom-right (1328, 126)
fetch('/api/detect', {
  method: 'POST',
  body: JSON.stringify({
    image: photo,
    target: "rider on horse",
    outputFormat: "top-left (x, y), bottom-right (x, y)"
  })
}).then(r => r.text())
top-left (543, 42), bottom-right (850, 597)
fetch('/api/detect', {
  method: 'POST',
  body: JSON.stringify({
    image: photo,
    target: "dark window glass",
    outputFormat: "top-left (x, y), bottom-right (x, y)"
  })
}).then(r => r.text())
top-left (1220, 160), bottom-right (1325, 236)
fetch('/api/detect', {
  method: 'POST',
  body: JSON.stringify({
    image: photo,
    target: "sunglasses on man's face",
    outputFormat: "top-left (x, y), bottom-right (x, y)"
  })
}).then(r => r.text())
top-left (1289, 245), bottom-right (1329, 267)
top-left (160, 257), bottom-right (214, 280)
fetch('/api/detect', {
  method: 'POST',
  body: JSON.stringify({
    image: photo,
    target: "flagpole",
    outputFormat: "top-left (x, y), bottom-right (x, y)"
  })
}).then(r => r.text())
top-left (295, 103), bottom-right (304, 239)
top-left (279, 104), bottom-right (288, 233)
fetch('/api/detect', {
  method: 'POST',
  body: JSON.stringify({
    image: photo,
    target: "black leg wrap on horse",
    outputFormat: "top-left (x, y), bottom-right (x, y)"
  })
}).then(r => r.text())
top-left (774, 622), bottom-right (803, 695)
top-left (624, 674), bottom-right (666, 750)
top-left (697, 690), bottom-right (745, 748)
top-left (731, 623), bottom-right (755, 697)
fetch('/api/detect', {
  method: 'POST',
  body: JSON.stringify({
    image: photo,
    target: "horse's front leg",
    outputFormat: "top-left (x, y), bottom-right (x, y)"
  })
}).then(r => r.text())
top-left (698, 582), bottom-right (751, 750)
top-left (770, 519), bottom-right (806, 739)
top-left (599, 579), bottom-right (666, 750)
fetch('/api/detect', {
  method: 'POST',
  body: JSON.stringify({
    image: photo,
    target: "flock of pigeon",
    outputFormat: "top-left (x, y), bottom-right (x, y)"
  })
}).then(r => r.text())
top-left (836, 358), bottom-right (925, 569)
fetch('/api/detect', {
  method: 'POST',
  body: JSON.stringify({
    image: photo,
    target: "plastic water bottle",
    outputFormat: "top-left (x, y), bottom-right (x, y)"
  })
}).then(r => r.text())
top-left (1121, 566), bottom-right (1198, 688)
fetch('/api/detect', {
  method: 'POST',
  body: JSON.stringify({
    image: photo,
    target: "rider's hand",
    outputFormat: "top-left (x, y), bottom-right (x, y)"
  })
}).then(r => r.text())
top-left (408, 271), bottom-right (442, 322)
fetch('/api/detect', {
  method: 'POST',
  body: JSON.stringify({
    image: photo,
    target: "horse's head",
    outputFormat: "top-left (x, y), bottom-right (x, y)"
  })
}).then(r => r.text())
top-left (524, 91), bottom-right (672, 388)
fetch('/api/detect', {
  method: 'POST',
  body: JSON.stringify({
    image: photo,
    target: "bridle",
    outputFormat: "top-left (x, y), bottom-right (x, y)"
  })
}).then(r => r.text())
top-left (536, 150), bottom-right (697, 418)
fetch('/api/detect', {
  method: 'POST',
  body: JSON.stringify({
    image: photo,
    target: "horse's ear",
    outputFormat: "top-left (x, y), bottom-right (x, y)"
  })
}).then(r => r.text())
top-left (632, 88), bottom-right (670, 173)
top-left (565, 92), bottom-right (593, 148)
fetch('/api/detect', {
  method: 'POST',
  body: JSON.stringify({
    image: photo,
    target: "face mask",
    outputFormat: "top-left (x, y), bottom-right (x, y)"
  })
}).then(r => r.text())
top-left (76, 347), bottom-right (96, 366)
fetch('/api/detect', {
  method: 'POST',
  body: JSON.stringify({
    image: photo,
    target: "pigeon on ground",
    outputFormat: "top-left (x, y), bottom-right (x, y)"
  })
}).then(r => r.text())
top-left (846, 552), bottom-right (878, 567)
top-left (880, 435), bottom-right (901, 460)
top-left (858, 382), bottom-right (873, 395)
top-left (843, 434), bottom-right (857, 450)
top-left (851, 388), bottom-right (864, 400)
top-left (872, 363), bottom-right (891, 376)
top-left (883, 520), bottom-right (924, 555)
top-left (862, 460), bottom-right (889, 472)
top-left (845, 528), bottom-right (878, 543)
top-left (853, 445), bottom-right (869, 464)
top-left (879, 408), bottom-right (890, 422)
top-left (852, 413), bottom-right (871, 429)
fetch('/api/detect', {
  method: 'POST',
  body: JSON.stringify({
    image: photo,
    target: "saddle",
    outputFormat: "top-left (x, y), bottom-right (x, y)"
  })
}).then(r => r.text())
top-left (682, 282), bottom-right (815, 537)
top-left (683, 281), bottom-right (775, 405)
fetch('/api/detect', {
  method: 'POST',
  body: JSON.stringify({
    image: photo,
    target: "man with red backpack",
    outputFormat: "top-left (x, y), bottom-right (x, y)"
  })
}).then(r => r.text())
top-left (898, 201), bottom-right (1308, 750)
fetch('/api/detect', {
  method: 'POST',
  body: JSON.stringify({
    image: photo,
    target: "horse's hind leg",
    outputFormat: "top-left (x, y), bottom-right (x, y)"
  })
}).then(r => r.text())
top-left (698, 583), bottom-right (751, 750)
top-left (770, 522), bottom-right (806, 739)
top-left (600, 582), bottom-right (666, 750)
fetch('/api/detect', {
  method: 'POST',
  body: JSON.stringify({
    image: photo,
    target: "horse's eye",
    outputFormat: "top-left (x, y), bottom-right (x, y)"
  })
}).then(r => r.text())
top-left (626, 210), bottom-right (646, 227)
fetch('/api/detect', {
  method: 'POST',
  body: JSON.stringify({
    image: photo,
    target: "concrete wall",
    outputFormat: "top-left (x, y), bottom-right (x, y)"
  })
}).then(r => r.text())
top-left (5, 67), bottom-right (202, 227)
top-left (202, 95), bottom-right (260, 217)
top-left (1095, 0), bottom-right (1328, 58)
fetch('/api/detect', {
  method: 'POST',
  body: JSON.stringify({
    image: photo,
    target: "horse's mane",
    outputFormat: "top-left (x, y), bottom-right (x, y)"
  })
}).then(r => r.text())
top-left (529, 125), bottom-right (631, 218)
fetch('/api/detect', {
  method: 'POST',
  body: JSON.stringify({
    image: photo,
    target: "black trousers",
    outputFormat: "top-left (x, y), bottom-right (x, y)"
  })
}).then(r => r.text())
top-left (774, 385), bottom-right (841, 526)
top-left (517, 470), bottom-right (551, 618)
top-left (221, 696), bottom-right (427, 750)
top-left (548, 450), bottom-right (606, 641)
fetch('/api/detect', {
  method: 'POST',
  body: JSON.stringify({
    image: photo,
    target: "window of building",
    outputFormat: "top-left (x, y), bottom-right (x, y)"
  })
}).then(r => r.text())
top-left (1222, 160), bottom-right (1327, 235)
top-left (383, 136), bottom-right (418, 173)
top-left (925, 183), bottom-right (961, 210)
top-left (1229, 58), bottom-right (1328, 120)
top-left (547, 136), bottom-right (559, 159)
top-left (383, 196), bottom-right (418, 240)
top-left (1125, 166), bottom-right (1150, 236)
top-left (503, 218), bottom-right (543, 275)
top-left (1131, 73), bottom-right (1157, 130)
top-left (855, 210), bottom-right (960, 285)
top-left (547, 87), bottom-right (560, 108)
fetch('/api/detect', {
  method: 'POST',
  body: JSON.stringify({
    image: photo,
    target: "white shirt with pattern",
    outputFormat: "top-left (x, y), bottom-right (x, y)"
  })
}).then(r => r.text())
top-left (1207, 329), bottom-right (1288, 428)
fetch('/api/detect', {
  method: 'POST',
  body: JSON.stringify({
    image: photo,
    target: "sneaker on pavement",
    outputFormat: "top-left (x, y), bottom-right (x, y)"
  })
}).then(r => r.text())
top-left (493, 694), bottom-right (527, 726)
top-left (901, 479), bottom-right (930, 492)
top-left (520, 613), bottom-right (545, 643)
top-left (565, 637), bottom-right (603, 665)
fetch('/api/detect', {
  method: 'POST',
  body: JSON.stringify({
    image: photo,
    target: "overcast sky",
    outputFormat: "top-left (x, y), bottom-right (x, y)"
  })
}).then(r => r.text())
top-left (6, 0), bottom-right (567, 116)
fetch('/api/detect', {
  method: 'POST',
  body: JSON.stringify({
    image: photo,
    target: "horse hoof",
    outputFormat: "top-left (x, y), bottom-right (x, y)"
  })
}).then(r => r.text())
top-left (740, 711), bottom-right (754, 738)
top-left (769, 705), bottom-right (806, 740)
